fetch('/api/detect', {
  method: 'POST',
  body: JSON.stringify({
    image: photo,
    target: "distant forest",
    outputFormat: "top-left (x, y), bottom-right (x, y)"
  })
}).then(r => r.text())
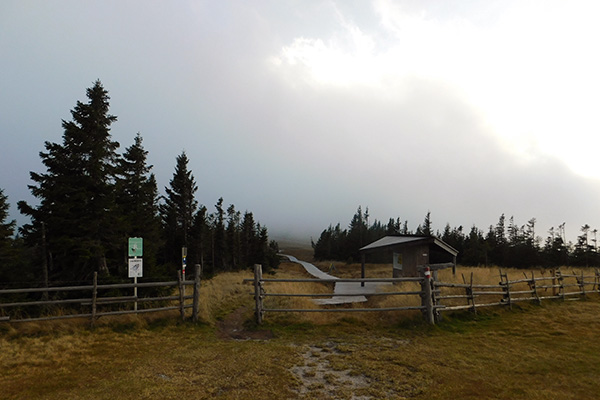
top-left (0, 81), bottom-right (279, 287)
top-left (312, 207), bottom-right (598, 269)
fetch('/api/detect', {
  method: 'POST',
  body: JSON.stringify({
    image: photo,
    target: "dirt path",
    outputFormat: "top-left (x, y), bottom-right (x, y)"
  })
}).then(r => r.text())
top-left (216, 306), bottom-right (273, 340)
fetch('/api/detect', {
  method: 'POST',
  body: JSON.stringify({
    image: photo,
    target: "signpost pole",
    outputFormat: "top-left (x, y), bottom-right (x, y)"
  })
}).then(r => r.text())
top-left (182, 247), bottom-right (187, 298)
top-left (128, 238), bottom-right (143, 312)
top-left (134, 257), bottom-right (138, 312)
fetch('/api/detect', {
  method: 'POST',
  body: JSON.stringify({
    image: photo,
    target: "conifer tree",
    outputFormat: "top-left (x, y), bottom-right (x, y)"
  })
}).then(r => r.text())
top-left (159, 151), bottom-right (198, 269)
top-left (0, 189), bottom-right (23, 283)
top-left (226, 204), bottom-right (241, 269)
top-left (420, 211), bottom-right (433, 236)
top-left (0, 189), bottom-right (15, 246)
top-left (0, 189), bottom-right (16, 266)
top-left (212, 197), bottom-right (226, 271)
top-left (19, 80), bottom-right (120, 280)
top-left (116, 133), bottom-right (161, 271)
top-left (240, 211), bottom-right (256, 268)
top-left (189, 205), bottom-right (208, 274)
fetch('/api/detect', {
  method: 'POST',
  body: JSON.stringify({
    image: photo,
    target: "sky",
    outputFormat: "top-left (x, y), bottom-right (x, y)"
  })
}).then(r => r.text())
top-left (2, 0), bottom-right (600, 245)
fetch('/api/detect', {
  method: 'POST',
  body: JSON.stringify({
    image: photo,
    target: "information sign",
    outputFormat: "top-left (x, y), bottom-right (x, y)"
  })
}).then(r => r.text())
top-left (128, 237), bottom-right (143, 257)
top-left (128, 258), bottom-right (143, 278)
top-left (393, 252), bottom-right (403, 270)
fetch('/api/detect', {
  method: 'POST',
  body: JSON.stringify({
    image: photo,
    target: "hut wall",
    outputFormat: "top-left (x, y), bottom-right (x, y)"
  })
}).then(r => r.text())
top-left (393, 244), bottom-right (430, 277)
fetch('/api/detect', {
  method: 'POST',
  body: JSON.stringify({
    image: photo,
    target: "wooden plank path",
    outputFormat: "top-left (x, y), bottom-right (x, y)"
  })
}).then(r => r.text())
top-left (280, 255), bottom-right (391, 304)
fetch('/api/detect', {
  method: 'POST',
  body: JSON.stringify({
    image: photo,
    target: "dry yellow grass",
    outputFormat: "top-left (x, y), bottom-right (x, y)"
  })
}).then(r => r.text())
top-left (3, 261), bottom-right (600, 399)
top-left (3, 296), bottom-right (600, 399)
top-left (195, 270), bottom-right (255, 325)
top-left (270, 261), bottom-right (600, 325)
top-left (262, 261), bottom-right (424, 326)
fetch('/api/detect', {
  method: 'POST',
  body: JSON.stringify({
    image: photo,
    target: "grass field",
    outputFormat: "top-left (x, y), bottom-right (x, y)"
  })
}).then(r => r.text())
top-left (2, 260), bottom-right (600, 399)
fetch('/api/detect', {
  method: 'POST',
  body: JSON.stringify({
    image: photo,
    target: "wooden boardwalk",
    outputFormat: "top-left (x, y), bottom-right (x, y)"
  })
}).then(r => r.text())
top-left (280, 255), bottom-right (391, 304)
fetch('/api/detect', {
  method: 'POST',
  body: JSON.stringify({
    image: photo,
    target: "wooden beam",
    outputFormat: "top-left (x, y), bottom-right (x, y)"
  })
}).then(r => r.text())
top-left (361, 253), bottom-right (366, 287)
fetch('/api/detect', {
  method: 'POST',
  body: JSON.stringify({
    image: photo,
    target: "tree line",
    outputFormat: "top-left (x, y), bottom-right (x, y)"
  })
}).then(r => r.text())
top-left (313, 207), bottom-right (598, 269)
top-left (0, 80), bottom-right (278, 286)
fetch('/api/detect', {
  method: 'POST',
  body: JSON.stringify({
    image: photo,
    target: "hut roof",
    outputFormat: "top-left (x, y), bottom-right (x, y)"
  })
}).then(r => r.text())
top-left (359, 235), bottom-right (458, 257)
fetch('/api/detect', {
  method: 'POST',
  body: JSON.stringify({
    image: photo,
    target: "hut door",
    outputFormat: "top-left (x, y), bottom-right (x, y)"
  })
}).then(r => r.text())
top-left (393, 252), bottom-right (403, 277)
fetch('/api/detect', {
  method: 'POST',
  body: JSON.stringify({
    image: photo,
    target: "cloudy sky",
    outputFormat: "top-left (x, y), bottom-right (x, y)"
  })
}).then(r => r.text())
top-left (2, 0), bottom-right (600, 244)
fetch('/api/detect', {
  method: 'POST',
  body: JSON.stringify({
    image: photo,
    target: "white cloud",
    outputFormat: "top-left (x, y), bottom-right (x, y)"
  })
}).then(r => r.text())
top-left (270, 0), bottom-right (600, 179)
top-left (4, 0), bottom-right (600, 242)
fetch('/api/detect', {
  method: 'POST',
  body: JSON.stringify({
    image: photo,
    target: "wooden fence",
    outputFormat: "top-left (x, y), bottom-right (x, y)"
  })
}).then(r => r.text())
top-left (433, 268), bottom-right (600, 319)
top-left (249, 264), bottom-right (428, 324)
top-left (0, 267), bottom-right (202, 327)
top-left (249, 265), bottom-right (600, 325)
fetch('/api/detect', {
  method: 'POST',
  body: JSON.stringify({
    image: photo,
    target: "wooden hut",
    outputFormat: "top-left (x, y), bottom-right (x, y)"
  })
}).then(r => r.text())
top-left (359, 235), bottom-right (458, 279)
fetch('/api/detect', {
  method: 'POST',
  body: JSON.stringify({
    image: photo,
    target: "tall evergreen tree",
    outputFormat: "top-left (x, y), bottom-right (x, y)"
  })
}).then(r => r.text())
top-left (542, 227), bottom-right (569, 267)
top-left (212, 197), bottom-right (226, 271)
top-left (0, 189), bottom-right (16, 267)
top-left (159, 151), bottom-right (198, 269)
top-left (18, 80), bottom-right (120, 280)
top-left (0, 189), bottom-right (27, 284)
top-left (573, 224), bottom-right (593, 267)
top-left (0, 189), bottom-right (15, 246)
top-left (189, 205), bottom-right (208, 274)
top-left (226, 204), bottom-right (241, 269)
top-left (418, 211), bottom-right (433, 236)
top-left (240, 211), bottom-right (256, 267)
top-left (346, 206), bottom-right (367, 261)
top-left (116, 133), bottom-right (161, 272)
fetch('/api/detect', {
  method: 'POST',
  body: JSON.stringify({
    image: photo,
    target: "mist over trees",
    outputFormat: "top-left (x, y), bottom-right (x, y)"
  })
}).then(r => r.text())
top-left (313, 207), bottom-right (599, 269)
top-left (5, 80), bottom-right (278, 286)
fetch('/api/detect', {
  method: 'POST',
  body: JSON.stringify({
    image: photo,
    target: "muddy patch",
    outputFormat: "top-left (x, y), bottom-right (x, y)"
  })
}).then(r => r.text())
top-left (290, 341), bottom-right (372, 400)
top-left (216, 306), bottom-right (273, 340)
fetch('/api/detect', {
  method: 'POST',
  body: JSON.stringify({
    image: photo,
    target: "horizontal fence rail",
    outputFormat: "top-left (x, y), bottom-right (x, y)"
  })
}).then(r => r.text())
top-left (0, 266), bottom-right (204, 326)
top-left (431, 268), bottom-right (600, 319)
top-left (248, 264), bottom-right (428, 324)
top-left (248, 264), bottom-right (600, 325)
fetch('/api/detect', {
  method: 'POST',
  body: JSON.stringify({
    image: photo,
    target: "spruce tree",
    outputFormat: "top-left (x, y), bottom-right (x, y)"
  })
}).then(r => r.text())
top-left (116, 133), bottom-right (161, 272)
top-left (19, 80), bottom-right (120, 280)
top-left (189, 205), bottom-right (208, 275)
top-left (159, 151), bottom-right (198, 269)
top-left (226, 204), bottom-right (241, 269)
top-left (0, 189), bottom-right (15, 245)
top-left (0, 189), bottom-right (26, 284)
top-left (0, 189), bottom-right (16, 267)
top-left (240, 211), bottom-right (256, 268)
top-left (421, 211), bottom-right (432, 236)
top-left (212, 197), bottom-right (226, 271)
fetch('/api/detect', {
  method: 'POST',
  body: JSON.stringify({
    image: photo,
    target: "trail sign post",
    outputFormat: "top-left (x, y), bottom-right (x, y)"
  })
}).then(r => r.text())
top-left (182, 247), bottom-right (187, 296)
top-left (128, 237), bottom-right (143, 257)
top-left (128, 258), bottom-right (143, 278)
top-left (182, 247), bottom-right (187, 274)
top-left (128, 238), bottom-right (144, 311)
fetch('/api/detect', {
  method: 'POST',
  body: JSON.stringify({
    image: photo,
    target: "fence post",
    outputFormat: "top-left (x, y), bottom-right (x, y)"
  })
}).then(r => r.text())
top-left (421, 267), bottom-right (435, 325)
top-left (432, 270), bottom-right (441, 323)
top-left (90, 272), bottom-right (98, 329)
top-left (469, 272), bottom-right (477, 314)
top-left (192, 264), bottom-right (202, 322)
top-left (579, 270), bottom-right (586, 299)
top-left (254, 264), bottom-right (264, 325)
top-left (530, 271), bottom-right (541, 305)
top-left (557, 269), bottom-right (565, 300)
top-left (178, 270), bottom-right (185, 321)
top-left (500, 269), bottom-right (511, 310)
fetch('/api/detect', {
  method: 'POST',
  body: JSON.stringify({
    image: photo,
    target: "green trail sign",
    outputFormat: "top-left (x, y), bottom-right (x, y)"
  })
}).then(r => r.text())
top-left (128, 237), bottom-right (143, 257)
